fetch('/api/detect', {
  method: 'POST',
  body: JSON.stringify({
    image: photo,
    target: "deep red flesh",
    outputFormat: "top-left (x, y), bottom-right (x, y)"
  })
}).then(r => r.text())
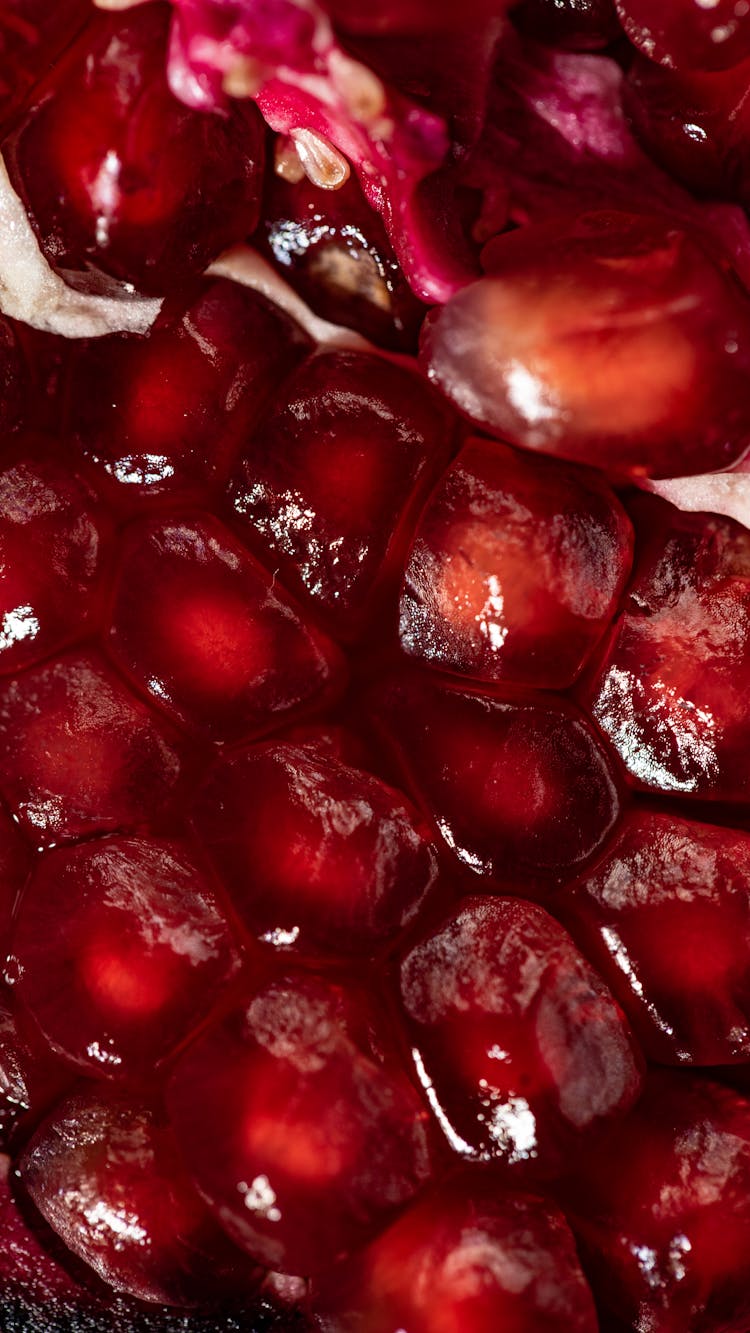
top-left (189, 739), bottom-right (438, 956)
top-left (2, 4), bottom-right (750, 1332)
top-left (2, 3), bottom-right (265, 295)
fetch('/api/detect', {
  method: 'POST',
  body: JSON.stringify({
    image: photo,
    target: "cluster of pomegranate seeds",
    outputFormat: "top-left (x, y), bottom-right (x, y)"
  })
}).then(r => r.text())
top-left (6, 1), bottom-right (750, 1331)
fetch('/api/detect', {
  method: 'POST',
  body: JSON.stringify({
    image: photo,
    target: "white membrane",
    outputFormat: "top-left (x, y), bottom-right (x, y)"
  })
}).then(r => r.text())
top-left (648, 471), bottom-right (750, 533)
top-left (0, 156), bottom-right (161, 338)
top-left (207, 244), bottom-right (373, 350)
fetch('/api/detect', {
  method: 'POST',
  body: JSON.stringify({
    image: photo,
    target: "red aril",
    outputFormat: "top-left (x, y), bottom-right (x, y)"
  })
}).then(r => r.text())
top-left (314, 1172), bottom-right (598, 1333)
top-left (399, 436), bottom-right (633, 689)
top-left (166, 971), bottom-right (434, 1275)
top-left (228, 350), bottom-right (456, 638)
top-left (3, 3), bottom-right (265, 295)
top-left (258, 168), bottom-right (426, 351)
top-left (585, 494), bottom-right (750, 803)
top-left (399, 895), bottom-right (642, 1168)
top-left (189, 739), bottom-right (438, 956)
top-left (624, 54), bottom-right (750, 200)
top-left (64, 278), bottom-right (311, 506)
top-left (557, 808), bottom-right (750, 1065)
top-left (108, 514), bottom-right (344, 741)
top-left (563, 1072), bottom-right (750, 1331)
top-left (371, 670), bottom-right (622, 889)
top-left (10, 835), bottom-right (240, 1078)
top-left (19, 1088), bottom-right (262, 1306)
top-left (0, 995), bottom-right (69, 1148)
top-left (421, 211), bottom-right (750, 479)
top-left (0, 451), bottom-right (112, 675)
top-left (0, 651), bottom-right (187, 846)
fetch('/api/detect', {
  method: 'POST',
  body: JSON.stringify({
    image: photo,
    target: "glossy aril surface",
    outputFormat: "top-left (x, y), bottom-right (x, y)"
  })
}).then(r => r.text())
top-left (7, 5), bottom-right (750, 1327)
top-left (422, 211), bottom-right (750, 479)
top-left (564, 1072), bottom-right (750, 1331)
top-left (616, 0), bottom-right (750, 70)
top-left (316, 1172), bottom-right (598, 1333)
top-left (0, 995), bottom-right (68, 1149)
top-left (189, 739), bottom-right (438, 956)
top-left (3, 3), bottom-right (265, 294)
top-left (624, 55), bottom-right (750, 200)
top-left (400, 895), bottom-right (642, 1167)
top-left (167, 971), bottom-right (433, 1275)
top-left (109, 514), bottom-right (343, 740)
top-left (0, 452), bottom-right (111, 674)
top-left (10, 836), bottom-right (239, 1077)
top-left (586, 495), bottom-right (750, 802)
top-left (258, 170), bottom-right (426, 351)
top-left (229, 350), bottom-right (455, 636)
top-left (558, 808), bottom-right (750, 1065)
top-left (400, 437), bottom-right (633, 688)
top-left (0, 651), bottom-right (186, 846)
top-left (64, 279), bottom-right (311, 505)
top-left (373, 670), bottom-right (622, 888)
top-left (20, 1088), bottom-right (260, 1306)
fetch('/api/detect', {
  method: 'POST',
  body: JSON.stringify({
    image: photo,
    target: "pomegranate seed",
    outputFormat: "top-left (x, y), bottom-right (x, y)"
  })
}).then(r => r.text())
top-left (585, 494), bottom-right (750, 803)
top-left (0, 650), bottom-right (187, 846)
top-left (616, 0), bottom-right (750, 71)
top-left (0, 994), bottom-right (69, 1148)
top-left (19, 1087), bottom-right (263, 1306)
top-left (0, 451), bottom-right (112, 675)
top-left (109, 514), bottom-right (344, 741)
top-left (421, 211), bottom-right (750, 479)
top-left (625, 55), bottom-right (750, 200)
top-left (314, 1171), bottom-right (598, 1333)
top-left (563, 1071), bottom-right (750, 1331)
top-left (399, 895), bottom-right (642, 1168)
top-left (229, 350), bottom-right (455, 637)
top-left (557, 807), bottom-right (750, 1066)
top-left (258, 169), bottom-right (426, 351)
top-left (189, 738), bottom-right (439, 956)
top-left (372, 670), bottom-right (622, 888)
top-left (10, 835), bottom-right (240, 1078)
top-left (399, 436), bottom-right (633, 689)
top-left (3, 2), bottom-right (265, 294)
top-left (166, 971), bottom-right (434, 1275)
top-left (64, 278), bottom-right (311, 506)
